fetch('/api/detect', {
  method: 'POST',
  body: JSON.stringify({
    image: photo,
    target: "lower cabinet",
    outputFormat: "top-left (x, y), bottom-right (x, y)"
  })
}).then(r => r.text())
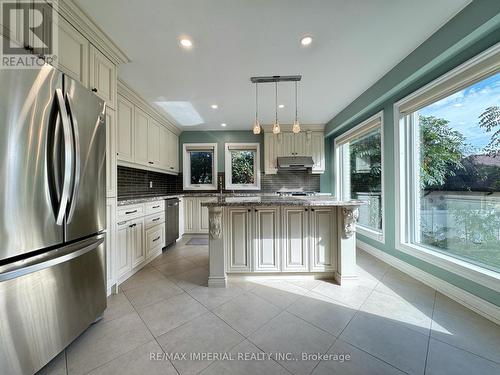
top-left (224, 206), bottom-right (336, 273)
top-left (106, 198), bottom-right (116, 292)
top-left (254, 207), bottom-right (280, 272)
top-left (282, 207), bottom-right (309, 272)
top-left (115, 202), bottom-right (165, 282)
top-left (183, 196), bottom-right (210, 234)
top-left (226, 208), bottom-right (252, 272)
top-left (309, 208), bottom-right (336, 271)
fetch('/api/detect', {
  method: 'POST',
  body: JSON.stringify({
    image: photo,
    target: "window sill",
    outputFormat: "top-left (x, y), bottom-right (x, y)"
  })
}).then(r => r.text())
top-left (183, 186), bottom-right (217, 191)
top-left (357, 225), bottom-right (385, 244)
top-left (396, 241), bottom-right (500, 293)
top-left (226, 185), bottom-right (261, 191)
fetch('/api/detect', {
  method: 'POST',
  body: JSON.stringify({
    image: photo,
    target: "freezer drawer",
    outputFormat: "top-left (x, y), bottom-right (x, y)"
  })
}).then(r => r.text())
top-left (0, 235), bottom-right (106, 375)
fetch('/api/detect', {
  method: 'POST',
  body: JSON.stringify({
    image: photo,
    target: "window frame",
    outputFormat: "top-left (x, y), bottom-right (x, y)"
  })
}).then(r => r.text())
top-left (394, 43), bottom-right (500, 292)
top-left (334, 111), bottom-right (385, 243)
top-left (183, 143), bottom-right (218, 190)
top-left (224, 143), bottom-right (261, 190)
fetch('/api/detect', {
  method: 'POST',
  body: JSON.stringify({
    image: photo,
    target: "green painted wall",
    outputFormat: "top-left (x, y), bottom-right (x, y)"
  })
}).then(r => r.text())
top-left (325, 1), bottom-right (500, 306)
top-left (179, 131), bottom-right (264, 172)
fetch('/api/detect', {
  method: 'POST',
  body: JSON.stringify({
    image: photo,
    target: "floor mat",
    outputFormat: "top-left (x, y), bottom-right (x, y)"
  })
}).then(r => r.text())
top-left (186, 237), bottom-right (209, 246)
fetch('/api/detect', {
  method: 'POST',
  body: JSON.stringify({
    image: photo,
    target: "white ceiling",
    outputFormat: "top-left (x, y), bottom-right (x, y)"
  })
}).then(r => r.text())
top-left (76, 0), bottom-right (469, 131)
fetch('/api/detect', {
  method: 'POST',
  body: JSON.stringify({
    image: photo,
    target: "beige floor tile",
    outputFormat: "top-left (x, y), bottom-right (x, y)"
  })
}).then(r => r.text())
top-left (119, 267), bottom-right (164, 291)
top-left (249, 281), bottom-right (309, 309)
top-left (212, 292), bottom-right (281, 336)
top-left (312, 281), bottom-right (374, 309)
top-left (66, 313), bottom-right (153, 375)
top-left (85, 340), bottom-right (176, 375)
top-left (187, 284), bottom-right (245, 309)
top-left (199, 340), bottom-right (289, 375)
top-left (375, 268), bottom-right (436, 303)
top-left (123, 277), bottom-right (184, 309)
top-left (137, 293), bottom-right (208, 337)
top-left (248, 311), bottom-right (335, 375)
top-left (340, 312), bottom-right (428, 374)
top-left (101, 293), bottom-right (136, 323)
top-left (359, 289), bottom-right (433, 335)
top-left (157, 312), bottom-right (244, 375)
top-left (169, 266), bottom-right (209, 290)
top-left (431, 306), bottom-right (500, 363)
top-left (425, 338), bottom-right (500, 375)
top-left (312, 339), bottom-right (406, 375)
top-left (37, 350), bottom-right (66, 375)
top-left (153, 258), bottom-right (199, 277)
top-left (287, 291), bottom-right (356, 336)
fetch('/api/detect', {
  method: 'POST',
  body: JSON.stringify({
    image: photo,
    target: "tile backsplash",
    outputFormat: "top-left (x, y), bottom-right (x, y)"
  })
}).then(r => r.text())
top-left (117, 166), bottom-right (320, 198)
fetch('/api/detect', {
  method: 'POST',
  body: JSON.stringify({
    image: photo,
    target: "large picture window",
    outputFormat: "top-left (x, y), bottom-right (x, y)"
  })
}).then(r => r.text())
top-left (225, 143), bottom-right (261, 190)
top-left (183, 143), bottom-right (218, 190)
top-left (396, 45), bottom-right (500, 286)
top-left (335, 112), bottom-right (384, 242)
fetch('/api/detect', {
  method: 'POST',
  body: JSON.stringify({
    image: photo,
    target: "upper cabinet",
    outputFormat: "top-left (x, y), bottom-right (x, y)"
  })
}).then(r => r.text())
top-left (117, 96), bottom-right (135, 163)
top-left (56, 16), bottom-right (89, 87)
top-left (264, 126), bottom-right (325, 174)
top-left (117, 83), bottom-right (180, 175)
top-left (89, 46), bottom-right (117, 109)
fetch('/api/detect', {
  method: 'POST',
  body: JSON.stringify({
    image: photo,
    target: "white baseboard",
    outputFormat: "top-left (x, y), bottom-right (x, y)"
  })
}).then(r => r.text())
top-left (357, 240), bottom-right (500, 325)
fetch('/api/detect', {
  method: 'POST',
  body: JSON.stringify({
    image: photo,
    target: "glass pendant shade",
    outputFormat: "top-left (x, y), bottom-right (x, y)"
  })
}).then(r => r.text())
top-left (253, 120), bottom-right (261, 134)
top-left (292, 120), bottom-right (301, 134)
top-left (272, 121), bottom-right (280, 134)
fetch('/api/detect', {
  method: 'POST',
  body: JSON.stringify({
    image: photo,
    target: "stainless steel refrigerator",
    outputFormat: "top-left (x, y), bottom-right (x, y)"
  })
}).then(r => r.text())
top-left (0, 65), bottom-right (107, 375)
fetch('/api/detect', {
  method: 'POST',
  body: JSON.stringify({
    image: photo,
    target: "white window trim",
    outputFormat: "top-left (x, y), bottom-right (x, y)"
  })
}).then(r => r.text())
top-left (334, 111), bottom-right (385, 244)
top-left (394, 43), bottom-right (500, 292)
top-left (183, 143), bottom-right (218, 190)
top-left (224, 143), bottom-right (261, 190)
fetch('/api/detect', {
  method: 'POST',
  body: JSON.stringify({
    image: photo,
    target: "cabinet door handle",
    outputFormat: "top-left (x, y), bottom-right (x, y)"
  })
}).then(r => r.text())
top-left (152, 217), bottom-right (160, 222)
top-left (125, 210), bottom-right (137, 214)
top-left (149, 161), bottom-right (154, 165)
top-left (117, 220), bottom-right (127, 225)
top-left (248, 209), bottom-right (251, 212)
top-left (152, 205), bottom-right (160, 209)
top-left (129, 223), bottom-right (136, 228)
top-left (305, 208), bottom-right (308, 212)
top-left (91, 88), bottom-right (98, 93)
top-left (311, 208), bottom-right (315, 212)
top-left (153, 236), bottom-right (161, 242)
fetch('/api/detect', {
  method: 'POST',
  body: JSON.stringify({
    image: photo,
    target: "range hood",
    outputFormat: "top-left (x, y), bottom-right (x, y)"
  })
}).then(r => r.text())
top-left (277, 156), bottom-right (314, 170)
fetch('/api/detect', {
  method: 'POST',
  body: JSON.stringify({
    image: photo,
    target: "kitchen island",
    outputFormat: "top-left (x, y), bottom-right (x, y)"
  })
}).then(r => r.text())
top-left (201, 195), bottom-right (362, 287)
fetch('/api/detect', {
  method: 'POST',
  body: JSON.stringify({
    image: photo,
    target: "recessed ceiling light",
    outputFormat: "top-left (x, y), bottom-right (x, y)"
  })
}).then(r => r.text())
top-left (221, 123), bottom-right (227, 127)
top-left (180, 38), bottom-right (193, 48)
top-left (211, 104), bottom-right (218, 109)
top-left (278, 104), bottom-right (285, 109)
top-left (300, 36), bottom-right (313, 46)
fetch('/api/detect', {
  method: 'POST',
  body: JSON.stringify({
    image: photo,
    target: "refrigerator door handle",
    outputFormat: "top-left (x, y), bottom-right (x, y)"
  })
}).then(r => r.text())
top-left (65, 94), bottom-right (80, 223)
top-left (54, 89), bottom-right (73, 225)
top-left (0, 235), bottom-right (104, 282)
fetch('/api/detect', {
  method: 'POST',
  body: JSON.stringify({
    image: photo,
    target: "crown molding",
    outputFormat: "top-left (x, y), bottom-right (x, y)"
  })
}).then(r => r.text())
top-left (54, 0), bottom-right (130, 65)
top-left (261, 124), bottom-right (325, 133)
top-left (118, 79), bottom-right (181, 135)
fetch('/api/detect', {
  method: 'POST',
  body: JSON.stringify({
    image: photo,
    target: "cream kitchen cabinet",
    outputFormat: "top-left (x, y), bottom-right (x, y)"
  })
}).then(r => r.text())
top-left (167, 130), bottom-right (179, 172)
top-left (183, 197), bottom-right (210, 234)
top-left (307, 132), bottom-right (325, 173)
top-left (129, 218), bottom-right (145, 268)
top-left (106, 198), bottom-right (117, 293)
top-left (116, 220), bottom-right (131, 279)
top-left (146, 224), bottom-right (164, 258)
top-left (147, 119), bottom-right (161, 167)
top-left (117, 96), bottom-right (135, 163)
top-left (263, 128), bottom-right (325, 174)
top-left (309, 208), bottom-right (336, 271)
top-left (225, 207), bottom-right (252, 272)
top-left (254, 207), bottom-right (280, 272)
top-left (105, 107), bottom-right (117, 197)
top-left (282, 207), bottom-right (309, 271)
top-left (116, 217), bottom-right (145, 274)
top-left (134, 107), bottom-right (149, 166)
top-left (89, 45), bottom-right (117, 109)
top-left (55, 16), bottom-right (89, 87)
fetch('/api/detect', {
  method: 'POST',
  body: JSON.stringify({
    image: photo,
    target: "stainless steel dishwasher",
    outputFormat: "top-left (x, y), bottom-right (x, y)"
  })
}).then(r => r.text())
top-left (165, 198), bottom-right (180, 246)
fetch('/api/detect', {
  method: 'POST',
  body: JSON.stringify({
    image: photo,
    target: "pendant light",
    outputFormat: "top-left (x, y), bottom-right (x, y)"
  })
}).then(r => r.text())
top-left (272, 81), bottom-right (281, 134)
top-left (292, 81), bottom-right (301, 134)
top-left (252, 83), bottom-right (261, 134)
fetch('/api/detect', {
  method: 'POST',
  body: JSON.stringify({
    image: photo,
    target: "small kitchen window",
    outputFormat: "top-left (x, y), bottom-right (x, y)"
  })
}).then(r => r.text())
top-left (225, 143), bottom-right (261, 190)
top-left (335, 112), bottom-right (385, 242)
top-left (183, 143), bottom-right (218, 190)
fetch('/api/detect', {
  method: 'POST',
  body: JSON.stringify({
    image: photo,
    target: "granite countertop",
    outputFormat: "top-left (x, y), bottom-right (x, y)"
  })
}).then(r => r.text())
top-left (117, 192), bottom-right (281, 206)
top-left (200, 195), bottom-right (363, 207)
